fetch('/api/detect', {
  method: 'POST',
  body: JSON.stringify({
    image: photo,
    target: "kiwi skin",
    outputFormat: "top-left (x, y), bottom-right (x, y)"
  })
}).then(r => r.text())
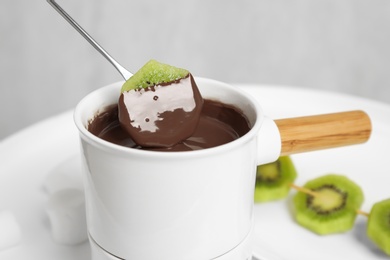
top-left (121, 60), bottom-right (189, 92)
top-left (293, 174), bottom-right (364, 235)
top-left (367, 198), bottom-right (390, 255)
top-left (254, 156), bottom-right (297, 202)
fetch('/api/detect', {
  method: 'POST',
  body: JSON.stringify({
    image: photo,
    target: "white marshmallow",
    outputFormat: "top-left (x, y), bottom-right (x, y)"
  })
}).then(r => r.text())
top-left (0, 210), bottom-right (21, 251)
top-left (46, 188), bottom-right (87, 245)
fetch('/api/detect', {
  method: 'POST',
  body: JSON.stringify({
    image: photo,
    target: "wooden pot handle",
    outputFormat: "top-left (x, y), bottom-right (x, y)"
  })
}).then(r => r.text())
top-left (274, 110), bottom-right (372, 155)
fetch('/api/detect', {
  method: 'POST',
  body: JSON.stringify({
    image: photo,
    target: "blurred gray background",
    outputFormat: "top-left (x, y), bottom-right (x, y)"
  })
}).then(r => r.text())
top-left (1, 0), bottom-right (389, 140)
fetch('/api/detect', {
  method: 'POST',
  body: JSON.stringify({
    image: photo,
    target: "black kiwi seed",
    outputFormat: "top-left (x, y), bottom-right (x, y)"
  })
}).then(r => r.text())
top-left (256, 160), bottom-right (281, 183)
top-left (254, 156), bottom-right (298, 202)
top-left (293, 174), bottom-right (364, 235)
top-left (306, 184), bottom-right (348, 215)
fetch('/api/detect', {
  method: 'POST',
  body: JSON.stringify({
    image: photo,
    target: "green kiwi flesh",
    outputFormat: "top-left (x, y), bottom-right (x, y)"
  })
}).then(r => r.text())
top-left (293, 174), bottom-right (364, 235)
top-left (254, 156), bottom-right (297, 202)
top-left (121, 59), bottom-right (189, 93)
top-left (367, 198), bottom-right (390, 255)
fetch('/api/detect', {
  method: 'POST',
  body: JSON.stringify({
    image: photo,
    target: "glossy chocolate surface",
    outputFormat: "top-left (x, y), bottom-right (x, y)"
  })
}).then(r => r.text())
top-left (88, 99), bottom-right (250, 152)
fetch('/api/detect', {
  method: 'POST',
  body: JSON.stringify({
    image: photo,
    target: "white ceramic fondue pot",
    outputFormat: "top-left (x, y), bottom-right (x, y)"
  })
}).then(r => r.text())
top-left (74, 78), bottom-right (371, 260)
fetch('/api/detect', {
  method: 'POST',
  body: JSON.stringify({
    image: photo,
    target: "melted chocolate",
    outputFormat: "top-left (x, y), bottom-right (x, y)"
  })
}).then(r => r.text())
top-left (88, 99), bottom-right (250, 152)
top-left (118, 74), bottom-right (203, 148)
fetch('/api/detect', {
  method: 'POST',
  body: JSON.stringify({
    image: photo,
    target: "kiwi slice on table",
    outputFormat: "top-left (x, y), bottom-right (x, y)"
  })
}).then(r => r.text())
top-left (367, 198), bottom-right (390, 255)
top-left (121, 59), bottom-right (189, 92)
top-left (254, 156), bottom-right (297, 202)
top-left (293, 174), bottom-right (364, 235)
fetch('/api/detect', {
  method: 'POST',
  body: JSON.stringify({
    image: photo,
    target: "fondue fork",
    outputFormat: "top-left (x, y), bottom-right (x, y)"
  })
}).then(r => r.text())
top-left (47, 0), bottom-right (133, 80)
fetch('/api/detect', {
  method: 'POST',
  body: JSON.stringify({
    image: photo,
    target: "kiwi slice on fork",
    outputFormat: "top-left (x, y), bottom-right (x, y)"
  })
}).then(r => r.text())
top-left (254, 156), bottom-right (297, 202)
top-left (293, 174), bottom-right (364, 235)
top-left (367, 198), bottom-right (390, 255)
top-left (118, 60), bottom-right (203, 148)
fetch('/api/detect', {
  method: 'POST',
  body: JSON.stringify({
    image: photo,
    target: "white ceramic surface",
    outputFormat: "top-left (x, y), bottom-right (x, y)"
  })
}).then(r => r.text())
top-left (74, 78), bottom-right (280, 260)
top-left (0, 85), bottom-right (389, 260)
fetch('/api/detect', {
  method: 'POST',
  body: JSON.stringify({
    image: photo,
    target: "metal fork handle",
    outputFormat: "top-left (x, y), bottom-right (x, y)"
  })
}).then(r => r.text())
top-left (47, 0), bottom-right (133, 80)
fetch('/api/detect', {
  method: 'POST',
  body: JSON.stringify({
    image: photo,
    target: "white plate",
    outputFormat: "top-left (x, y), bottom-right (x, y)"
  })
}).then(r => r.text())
top-left (1, 85), bottom-right (389, 260)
